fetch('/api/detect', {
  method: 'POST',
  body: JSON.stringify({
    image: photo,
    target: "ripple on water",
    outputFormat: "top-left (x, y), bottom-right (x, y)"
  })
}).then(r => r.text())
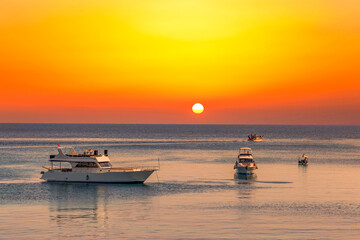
top-left (207, 200), bottom-right (360, 218)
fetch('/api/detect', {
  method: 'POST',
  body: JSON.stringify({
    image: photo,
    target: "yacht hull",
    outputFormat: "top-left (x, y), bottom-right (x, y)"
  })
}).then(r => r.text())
top-left (298, 162), bottom-right (308, 166)
top-left (41, 170), bottom-right (155, 183)
top-left (234, 166), bottom-right (256, 175)
top-left (248, 139), bottom-right (263, 142)
top-left (234, 173), bottom-right (257, 180)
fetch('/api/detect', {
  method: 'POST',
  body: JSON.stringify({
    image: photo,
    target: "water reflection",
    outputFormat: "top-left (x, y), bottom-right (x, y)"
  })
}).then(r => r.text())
top-left (47, 183), bottom-right (109, 238)
top-left (297, 163), bottom-right (309, 192)
top-left (234, 174), bottom-right (257, 200)
top-left (46, 183), bottom-right (154, 239)
top-left (298, 164), bottom-right (308, 173)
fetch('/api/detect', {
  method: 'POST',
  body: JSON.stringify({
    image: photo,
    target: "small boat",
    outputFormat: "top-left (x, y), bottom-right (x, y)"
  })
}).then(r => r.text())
top-left (40, 145), bottom-right (159, 183)
top-left (247, 134), bottom-right (264, 142)
top-left (234, 147), bottom-right (258, 175)
top-left (298, 154), bottom-right (309, 166)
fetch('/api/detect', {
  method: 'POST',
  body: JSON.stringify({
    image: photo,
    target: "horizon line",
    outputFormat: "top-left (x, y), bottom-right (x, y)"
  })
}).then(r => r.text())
top-left (0, 123), bottom-right (359, 127)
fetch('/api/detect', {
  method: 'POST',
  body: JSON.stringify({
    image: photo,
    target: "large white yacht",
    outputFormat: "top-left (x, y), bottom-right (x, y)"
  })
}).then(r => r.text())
top-left (40, 146), bottom-right (158, 183)
top-left (234, 147), bottom-right (258, 175)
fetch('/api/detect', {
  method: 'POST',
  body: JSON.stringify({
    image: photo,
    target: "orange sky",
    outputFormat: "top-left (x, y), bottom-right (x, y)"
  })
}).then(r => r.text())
top-left (1, 0), bottom-right (360, 124)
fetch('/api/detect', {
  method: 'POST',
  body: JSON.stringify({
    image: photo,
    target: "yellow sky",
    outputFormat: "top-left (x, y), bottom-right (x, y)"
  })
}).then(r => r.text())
top-left (1, 0), bottom-right (360, 124)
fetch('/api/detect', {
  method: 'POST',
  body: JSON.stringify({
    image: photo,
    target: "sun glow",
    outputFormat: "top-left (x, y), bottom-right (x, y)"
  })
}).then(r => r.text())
top-left (192, 103), bottom-right (204, 114)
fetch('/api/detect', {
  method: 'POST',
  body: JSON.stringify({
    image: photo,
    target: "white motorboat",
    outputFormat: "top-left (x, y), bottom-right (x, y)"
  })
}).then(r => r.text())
top-left (234, 147), bottom-right (258, 175)
top-left (40, 146), bottom-right (158, 183)
top-left (247, 134), bottom-right (263, 142)
top-left (298, 154), bottom-right (309, 166)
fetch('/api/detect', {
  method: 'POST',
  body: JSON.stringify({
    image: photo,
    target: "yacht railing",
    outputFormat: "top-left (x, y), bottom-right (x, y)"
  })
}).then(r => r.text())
top-left (110, 165), bottom-right (160, 171)
top-left (42, 165), bottom-right (159, 171)
top-left (42, 166), bottom-right (72, 172)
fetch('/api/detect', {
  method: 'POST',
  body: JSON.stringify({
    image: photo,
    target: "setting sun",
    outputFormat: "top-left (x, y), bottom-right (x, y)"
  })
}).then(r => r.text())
top-left (192, 103), bottom-right (204, 114)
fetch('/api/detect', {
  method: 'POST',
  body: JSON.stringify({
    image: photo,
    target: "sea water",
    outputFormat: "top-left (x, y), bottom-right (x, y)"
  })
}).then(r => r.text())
top-left (0, 124), bottom-right (360, 239)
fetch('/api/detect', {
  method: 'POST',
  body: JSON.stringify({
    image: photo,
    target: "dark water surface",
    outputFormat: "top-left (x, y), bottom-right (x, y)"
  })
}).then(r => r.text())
top-left (0, 124), bottom-right (359, 239)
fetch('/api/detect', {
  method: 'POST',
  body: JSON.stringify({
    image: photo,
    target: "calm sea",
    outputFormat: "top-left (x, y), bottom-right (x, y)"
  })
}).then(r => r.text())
top-left (0, 124), bottom-right (360, 239)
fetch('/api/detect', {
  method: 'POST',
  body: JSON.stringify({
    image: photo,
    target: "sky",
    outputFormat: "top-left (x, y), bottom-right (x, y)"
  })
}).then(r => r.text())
top-left (1, 0), bottom-right (360, 124)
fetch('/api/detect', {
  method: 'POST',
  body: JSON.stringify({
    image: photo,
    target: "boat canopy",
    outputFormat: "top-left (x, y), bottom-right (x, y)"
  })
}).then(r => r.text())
top-left (240, 147), bottom-right (251, 150)
top-left (239, 147), bottom-right (252, 155)
top-left (49, 146), bottom-right (106, 162)
top-left (299, 154), bottom-right (309, 159)
top-left (58, 146), bottom-right (77, 155)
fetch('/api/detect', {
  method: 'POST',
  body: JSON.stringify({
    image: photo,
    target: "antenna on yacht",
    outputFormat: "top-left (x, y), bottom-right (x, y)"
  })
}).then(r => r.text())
top-left (155, 158), bottom-right (160, 182)
top-left (155, 171), bottom-right (160, 183)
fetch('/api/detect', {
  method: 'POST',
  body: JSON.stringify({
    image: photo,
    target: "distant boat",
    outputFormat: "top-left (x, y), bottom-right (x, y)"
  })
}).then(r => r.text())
top-left (298, 154), bottom-right (309, 166)
top-left (40, 146), bottom-right (158, 183)
top-left (247, 134), bottom-right (264, 142)
top-left (234, 147), bottom-right (258, 175)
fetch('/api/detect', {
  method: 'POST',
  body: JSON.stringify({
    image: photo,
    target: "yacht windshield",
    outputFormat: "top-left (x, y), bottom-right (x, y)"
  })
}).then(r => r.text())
top-left (99, 162), bottom-right (112, 168)
top-left (75, 162), bottom-right (98, 168)
top-left (239, 159), bottom-right (254, 163)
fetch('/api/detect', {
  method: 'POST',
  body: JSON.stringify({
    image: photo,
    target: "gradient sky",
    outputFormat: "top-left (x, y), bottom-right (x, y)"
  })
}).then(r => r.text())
top-left (1, 0), bottom-right (360, 124)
